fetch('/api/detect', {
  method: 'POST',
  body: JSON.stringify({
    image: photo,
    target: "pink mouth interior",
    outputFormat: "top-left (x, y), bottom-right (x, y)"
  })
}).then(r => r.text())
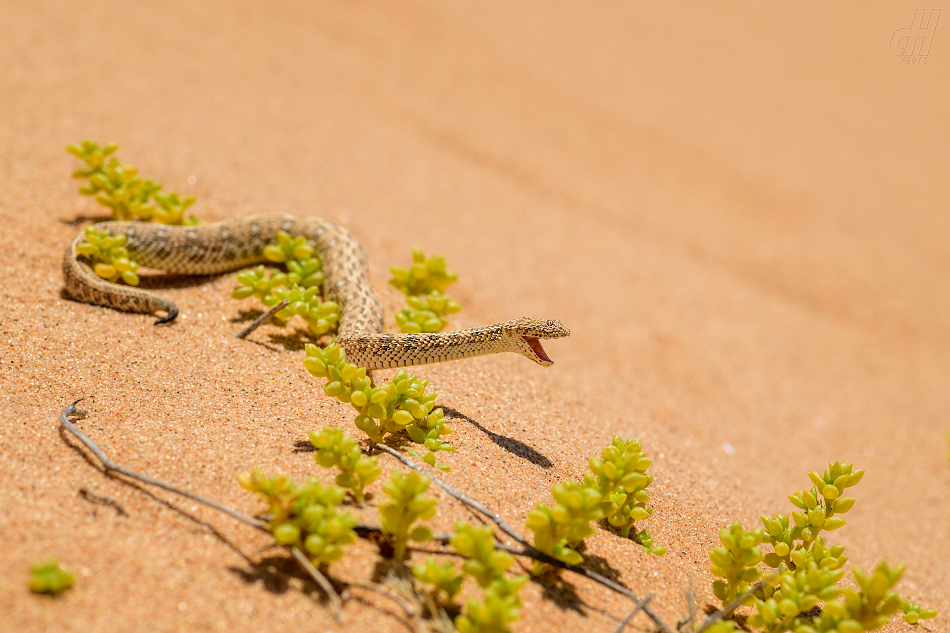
top-left (523, 336), bottom-right (553, 363)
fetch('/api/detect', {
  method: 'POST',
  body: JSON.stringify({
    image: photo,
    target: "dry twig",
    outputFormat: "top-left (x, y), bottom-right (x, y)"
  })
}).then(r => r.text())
top-left (59, 400), bottom-right (264, 529)
top-left (694, 577), bottom-right (776, 632)
top-left (235, 299), bottom-right (289, 339)
top-left (613, 595), bottom-right (654, 633)
top-left (291, 546), bottom-right (342, 623)
top-left (58, 401), bottom-right (343, 621)
top-left (372, 442), bottom-right (677, 633)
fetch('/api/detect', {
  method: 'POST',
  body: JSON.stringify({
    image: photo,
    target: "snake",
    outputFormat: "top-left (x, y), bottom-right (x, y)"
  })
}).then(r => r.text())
top-left (63, 214), bottom-right (569, 369)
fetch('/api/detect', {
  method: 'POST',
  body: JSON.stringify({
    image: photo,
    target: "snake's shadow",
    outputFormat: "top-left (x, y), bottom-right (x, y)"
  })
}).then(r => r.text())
top-left (137, 272), bottom-right (222, 290)
top-left (438, 406), bottom-right (553, 469)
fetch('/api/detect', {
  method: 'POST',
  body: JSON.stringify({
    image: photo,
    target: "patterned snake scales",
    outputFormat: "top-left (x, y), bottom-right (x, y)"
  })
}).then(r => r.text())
top-left (63, 214), bottom-right (569, 369)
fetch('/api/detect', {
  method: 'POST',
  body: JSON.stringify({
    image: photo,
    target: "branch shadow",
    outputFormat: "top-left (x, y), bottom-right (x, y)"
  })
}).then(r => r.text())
top-left (137, 272), bottom-right (221, 290)
top-left (58, 214), bottom-right (113, 226)
top-left (227, 554), bottom-right (345, 601)
top-left (58, 426), bottom-right (256, 563)
top-left (266, 330), bottom-right (311, 353)
top-left (530, 572), bottom-right (588, 616)
top-left (231, 309), bottom-right (266, 324)
top-left (579, 553), bottom-right (624, 585)
top-left (438, 406), bottom-right (552, 468)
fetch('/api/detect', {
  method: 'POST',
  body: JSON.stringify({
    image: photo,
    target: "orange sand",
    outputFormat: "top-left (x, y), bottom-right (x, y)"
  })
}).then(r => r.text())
top-left (1, 2), bottom-right (948, 632)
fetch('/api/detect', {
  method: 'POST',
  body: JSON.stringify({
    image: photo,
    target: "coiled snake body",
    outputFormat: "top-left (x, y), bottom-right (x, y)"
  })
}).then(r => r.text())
top-left (63, 214), bottom-right (569, 368)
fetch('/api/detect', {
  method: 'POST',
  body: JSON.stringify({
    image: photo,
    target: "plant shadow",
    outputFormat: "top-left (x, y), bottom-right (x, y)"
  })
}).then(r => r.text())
top-left (228, 554), bottom-right (345, 601)
top-left (438, 406), bottom-right (552, 468)
top-left (137, 272), bottom-right (221, 290)
top-left (266, 330), bottom-right (311, 352)
top-left (579, 553), bottom-right (624, 584)
top-left (58, 425), bottom-right (254, 563)
top-left (59, 214), bottom-right (113, 226)
top-left (531, 571), bottom-right (588, 616)
top-left (231, 309), bottom-right (266, 324)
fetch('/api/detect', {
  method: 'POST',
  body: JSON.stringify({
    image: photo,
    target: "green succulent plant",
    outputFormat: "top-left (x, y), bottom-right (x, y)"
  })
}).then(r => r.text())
top-left (705, 462), bottom-right (937, 631)
top-left (303, 343), bottom-right (454, 465)
top-left (631, 527), bottom-right (666, 557)
top-left (231, 264), bottom-right (287, 302)
top-left (152, 190), bottom-right (197, 225)
top-left (448, 523), bottom-right (528, 633)
top-left (451, 523), bottom-right (517, 588)
top-left (526, 480), bottom-right (604, 570)
top-left (748, 562), bottom-right (845, 632)
top-left (269, 287), bottom-right (339, 336)
top-left (67, 140), bottom-right (198, 224)
top-left (395, 290), bottom-right (462, 333)
top-left (308, 427), bottom-right (381, 505)
top-left (412, 558), bottom-right (465, 608)
top-left (238, 469), bottom-right (357, 567)
top-left (263, 231), bottom-right (316, 264)
top-left (455, 583), bottom-right (524, 633)
top-left (76, 225), bottom-right (141, 286)
top-left (389, 248), bottom-right (458, 296)
top-left (231, 232), bottom-right (337, 337)
top-left (584, 436), bottom-right (661, 551)
top-left (29, 559), bottom-right (75, 595)
top-left (389, 249), bottom-right (462, 333)
top-left (379, 470), bottom-right (437, 562)
top-left (412, 521), bottom-right (528, 632)
top-left (709, 521), bottom-right (768, 607)
top-left (901, 599), bottom-right (938, 625)
top-left (527, 436), bottom-right (665, 572)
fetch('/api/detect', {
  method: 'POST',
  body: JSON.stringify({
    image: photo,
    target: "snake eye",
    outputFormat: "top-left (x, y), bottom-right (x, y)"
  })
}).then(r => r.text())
top-left (546, 320), bottom-right (554, 326)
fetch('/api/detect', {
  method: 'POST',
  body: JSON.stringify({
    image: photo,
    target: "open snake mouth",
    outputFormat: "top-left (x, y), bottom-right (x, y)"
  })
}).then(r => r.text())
top-left (522, 336), bottom-right (553, 364)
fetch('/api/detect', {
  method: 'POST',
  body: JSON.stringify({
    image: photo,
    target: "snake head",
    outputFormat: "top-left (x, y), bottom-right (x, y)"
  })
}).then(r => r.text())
top-left (504, 317), bottom-right (570, 366)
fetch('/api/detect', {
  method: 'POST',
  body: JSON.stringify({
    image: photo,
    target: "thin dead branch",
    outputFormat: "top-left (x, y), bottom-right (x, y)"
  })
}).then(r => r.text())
top-left (291, 546), bottom-right (342, 623)
top-left (372, 442), bottom-right (677, 633)
top-left (59, 400), bottom-right (265, 529)
top-left (613, 595), bottom-right (653, 633)
top-left (235, 299), bottom-right (289, 339)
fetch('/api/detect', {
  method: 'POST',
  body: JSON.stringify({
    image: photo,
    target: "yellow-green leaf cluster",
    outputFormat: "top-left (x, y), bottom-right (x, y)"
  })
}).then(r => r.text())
top-left (711, 462), bottom-right (937, 632)
top-left (152, 190), bottom-right (197, 225)
top-left (527, 436), bottom-right (664, 571)
top-left (231, 265), bottom-right (287, 302)
top-left (379, 470), bottom-right (437, 562)
top-left (270, 286), bottom-right (339, 336)
top-left (709, 521), bottom-right (768, 606)
top-left (238, 469), bottom-right (357, 567)
top-left (232, 232), bottom-right (335, 337)
top-left (303, 343), bottom-right (454, 463)
top-left (585, 436), bottom-right (660, 550)
top-left (29, 559), bottom-right (75, 595)
top-left (263, 231), bottom-right (317, 264)
top-left (395, 290), bottom-right (462, 333)
top-left (450, 523), bottom-right (528, 633)
top-left (67, 140), bottom-right (198, 224)
top-left (796, 561), bottom-right (906, 633)
top-left (412, 558), bottom-right (465, 607)
top-left (748, 562), bottom-right (845, 632)
top-left (631, 527), bottom-right (666, 557)
top-left (901, 599), bottom-right (938, 625)
top-left (455, 589), bottom-right (522, 633)
top-left (782, 462), bottom-right (862, 547)
top-left (526, 480), bottom-right (604, 570)
top-left (309, 427), bottom-right (381, 504)
top-left (76, 225), bottom-right (141, 286)
top-left (412, 522), bottom-right (528, 630)
top-left (389, 248), bottom-right (458, 295)
top-left (389, 249), bottom-right (462, 333)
